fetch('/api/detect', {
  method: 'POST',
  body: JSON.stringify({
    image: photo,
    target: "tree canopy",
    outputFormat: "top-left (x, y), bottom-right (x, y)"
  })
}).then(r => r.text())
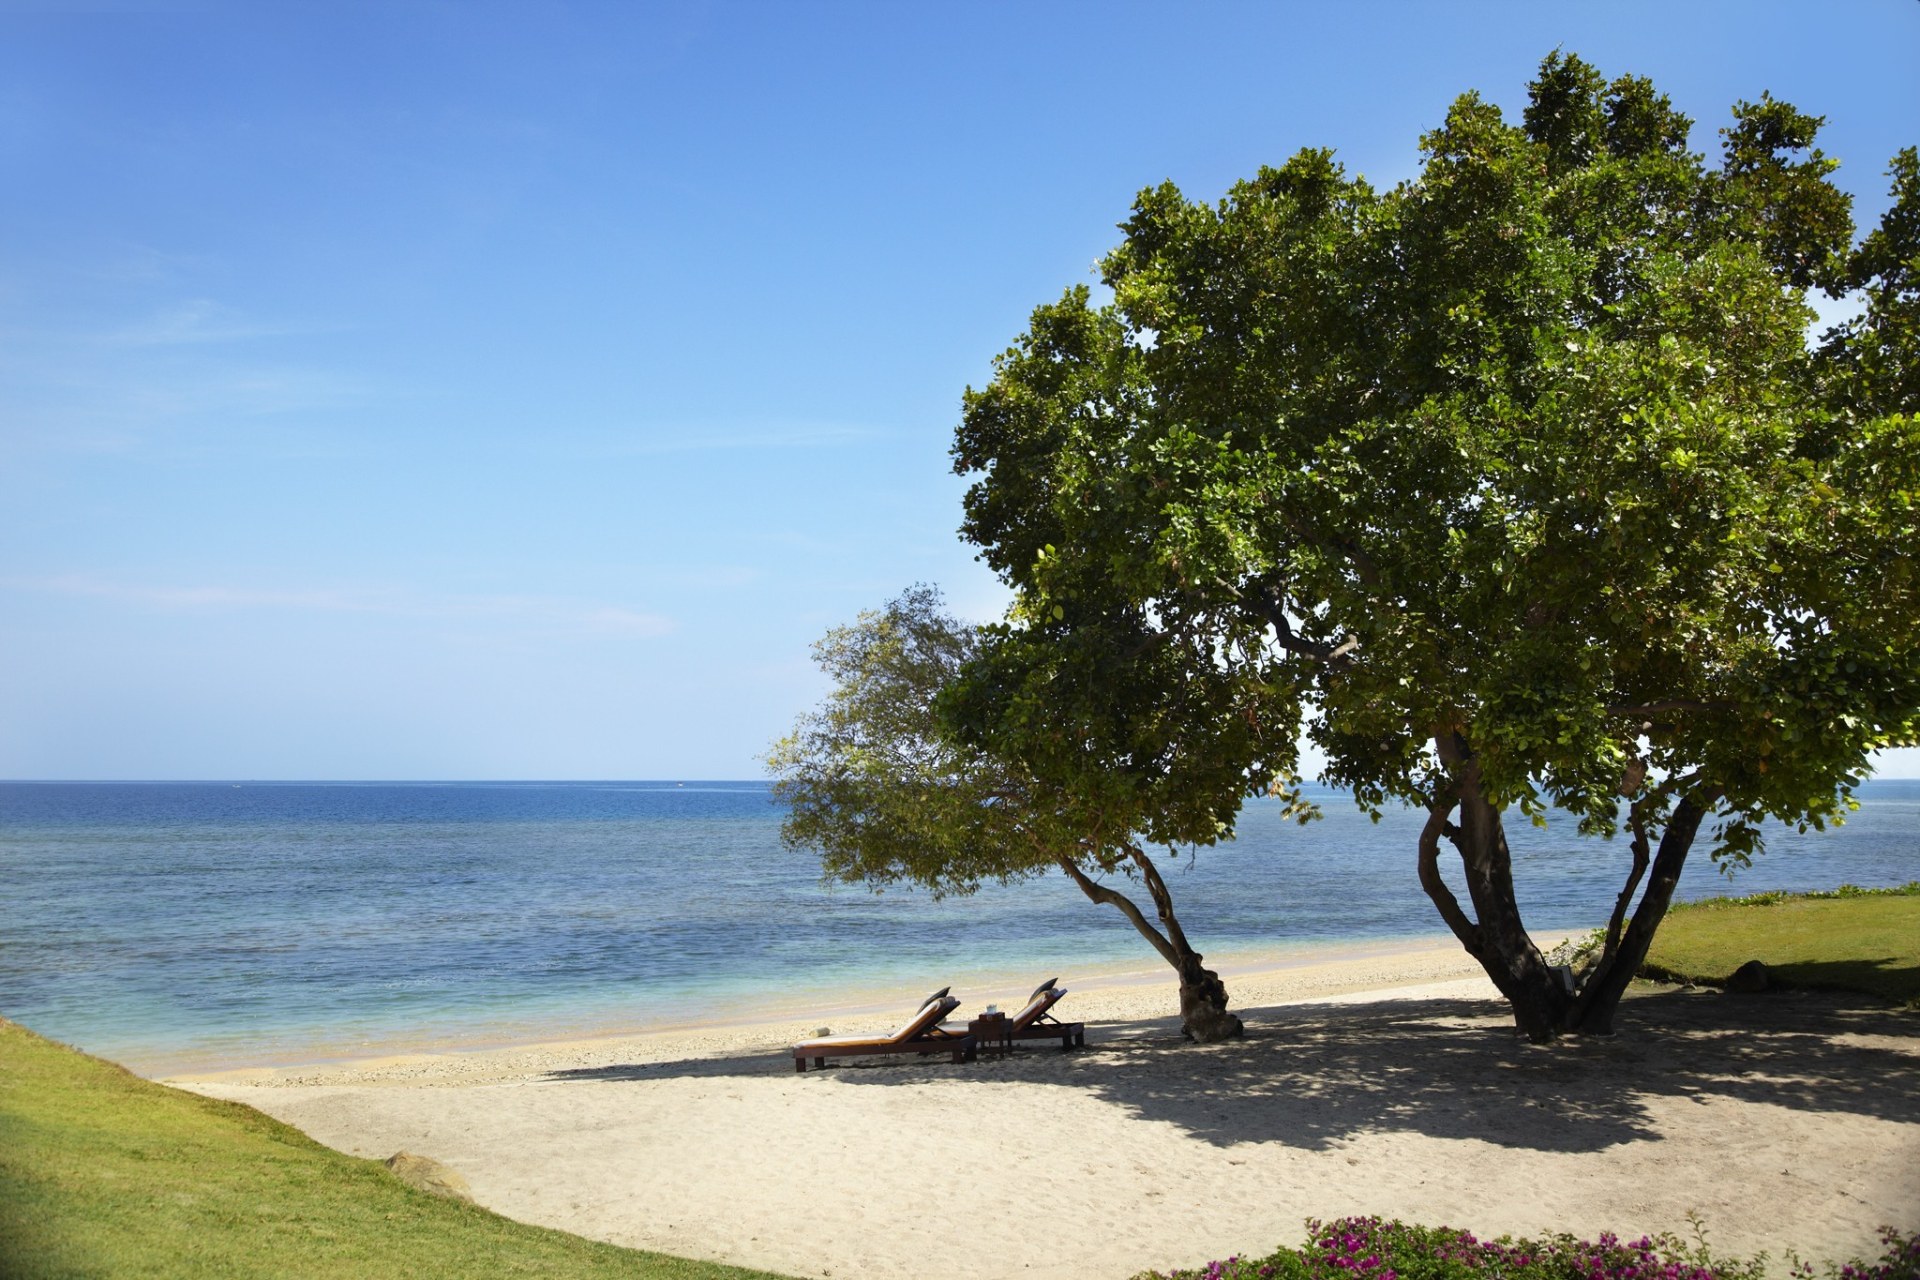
top-left (949, 52), bottom-right (1919, 1040)
top-left (767, 586), bottom-right (1247, 1040)
top-left (768, 585), bottom-right (1040, 900)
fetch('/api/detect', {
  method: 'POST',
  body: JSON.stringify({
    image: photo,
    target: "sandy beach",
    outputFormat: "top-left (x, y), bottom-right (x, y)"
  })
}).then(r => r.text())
top-left (172, 940), bottom-right (1920, 1280)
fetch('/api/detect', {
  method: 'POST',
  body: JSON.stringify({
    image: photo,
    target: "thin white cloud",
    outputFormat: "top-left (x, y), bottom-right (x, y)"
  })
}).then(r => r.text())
top-left (629, 564), bottom-right (762, 590)
top-left (0, 297), bottom-right (367, 459)
top-left (18, 575), bottom-right (378, 612)
top-left (586, 423), bottom-right (885, 456)
top-left (755, 528), bottom-right (861, 556)
top-left (120, 365), bottom-right (369, 418)
top-left (74, 241), bottom-right (207, 286)
top-left (100, 299), bottom-right (301, 348)
top-left (576, 607), bottom-right (678, 638)
top-left (3, 575), bottom-right (677, 637)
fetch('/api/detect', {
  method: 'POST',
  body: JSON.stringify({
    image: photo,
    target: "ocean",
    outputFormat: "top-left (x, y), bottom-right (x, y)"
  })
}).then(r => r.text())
top-left (2, 779), bottom-right (1915, 1074)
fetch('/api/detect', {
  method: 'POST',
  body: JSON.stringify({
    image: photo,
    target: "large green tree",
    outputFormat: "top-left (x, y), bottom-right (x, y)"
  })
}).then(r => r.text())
top-left (766, 586), bottom-right (1249, 1042)
top-left (950, 53), bottom-right (1920, 1042)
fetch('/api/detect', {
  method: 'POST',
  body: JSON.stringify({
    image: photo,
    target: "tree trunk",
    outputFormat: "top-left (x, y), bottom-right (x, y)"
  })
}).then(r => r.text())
top-left (1422, 734), bottom-right (1721, 1041)
top-left (1053, 849), bottom-right (1244, 1043)
top-left (1424, 734), bottom-right (1568, 1042)
top-left (1129, 847), bottom-right (1245, 1043)
top-left (1562, 792), bottom-right (1713, 1034)
top-left (1455, 778), bottom-right (1569, 1042)
top-left (1173, 950), bottom-right (1244, 1043)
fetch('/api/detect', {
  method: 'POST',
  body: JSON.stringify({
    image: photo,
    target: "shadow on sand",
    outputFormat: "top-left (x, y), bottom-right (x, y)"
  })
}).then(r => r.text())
top-left (543, 986), bottom-right (1919, 1156)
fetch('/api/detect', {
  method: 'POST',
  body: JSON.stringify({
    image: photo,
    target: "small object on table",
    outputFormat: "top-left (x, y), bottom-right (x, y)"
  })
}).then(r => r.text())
top-left (968, 1011), bottom-right (1013, 1058)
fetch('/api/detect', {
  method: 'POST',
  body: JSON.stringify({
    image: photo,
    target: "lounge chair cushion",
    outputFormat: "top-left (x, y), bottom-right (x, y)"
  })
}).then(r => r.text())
top-left (888, 995), bottom-right (959, 1041)
top-left (1012, 986), bottom-right (1066, 1031)
top-left (795, 1033), bottom-right (899, 1050)
top-left (794, 995), bottom-right (962, 1054)
top-left (1029, 977), bottom-right (1058, 1000)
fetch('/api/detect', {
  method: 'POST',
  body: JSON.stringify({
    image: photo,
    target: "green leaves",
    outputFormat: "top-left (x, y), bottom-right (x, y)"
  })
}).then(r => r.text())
top-left (949, 50), bottom-right (1918, 867)
top-left (766, 586), bottom-right (1056, 899)
top-left (1716, 94), bottom-right (1852, 290)
top-left (1822, 148), bottom-right (1920, 417)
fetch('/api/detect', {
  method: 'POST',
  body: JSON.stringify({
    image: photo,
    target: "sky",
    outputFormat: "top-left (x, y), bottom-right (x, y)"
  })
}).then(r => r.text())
top-left (2, 1), bottom-right (1917, 781)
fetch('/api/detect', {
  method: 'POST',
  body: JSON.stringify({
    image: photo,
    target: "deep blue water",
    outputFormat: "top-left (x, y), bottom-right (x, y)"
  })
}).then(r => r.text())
top-left (2, 779), bottom-right (1914, 1072)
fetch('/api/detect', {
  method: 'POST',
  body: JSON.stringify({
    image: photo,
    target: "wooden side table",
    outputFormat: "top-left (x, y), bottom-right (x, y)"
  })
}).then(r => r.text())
top-left (968, 1012), bottom-right (1012, 1058)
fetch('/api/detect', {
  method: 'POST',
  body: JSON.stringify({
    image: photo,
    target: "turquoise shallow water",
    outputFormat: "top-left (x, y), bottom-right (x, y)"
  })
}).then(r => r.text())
top-left (2, 779), bottom-right (1915, 1073)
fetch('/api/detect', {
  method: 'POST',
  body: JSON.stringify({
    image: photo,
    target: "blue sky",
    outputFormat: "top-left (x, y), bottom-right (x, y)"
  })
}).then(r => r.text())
top-left (2, 1), bottom-right (1916, 780)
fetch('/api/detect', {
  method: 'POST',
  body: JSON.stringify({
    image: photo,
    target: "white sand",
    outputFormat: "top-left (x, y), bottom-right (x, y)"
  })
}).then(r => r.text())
top-left (172, 940), bottom-right (1920, 1280)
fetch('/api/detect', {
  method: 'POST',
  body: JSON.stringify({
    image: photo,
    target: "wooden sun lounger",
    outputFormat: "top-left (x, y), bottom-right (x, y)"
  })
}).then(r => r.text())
top-left (1007, 985), bottom-right (1085, 1050)
top-left (940, 982), bottom-right (1085, 1053)
top-left (793, 995), bottom-right (978, 1072)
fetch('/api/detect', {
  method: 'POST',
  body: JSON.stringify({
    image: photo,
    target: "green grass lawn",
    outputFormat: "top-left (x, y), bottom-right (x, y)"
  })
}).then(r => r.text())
top-left (1643, 884), bottom-right (1920, 1007)
top-left (0, 1018), bottom-right (796, 1280)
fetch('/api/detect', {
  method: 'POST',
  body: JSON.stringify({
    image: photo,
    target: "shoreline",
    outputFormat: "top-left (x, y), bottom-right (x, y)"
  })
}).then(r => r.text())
top-left (161, 932), bottom-right (1518, 1085)
top-left (170, 937), bottom-right (1920, 1280)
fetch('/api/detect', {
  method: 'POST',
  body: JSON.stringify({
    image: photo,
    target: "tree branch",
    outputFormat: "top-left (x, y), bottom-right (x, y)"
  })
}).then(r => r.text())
top-left (1279, 513), bottom-right (1383, 588)
top-left (1126, 844), bottom-right (1196, 958)
top-left (1248, 587), bottom-right (1359, 665)
top-left (1568, 786), bottom-right (1724, 1030)
top-left (1597, 803), bottom-right (1652, 974)
top-left (1605, 700), bottom-right (1731, 717)
top-left (1053, 852), bottom-right (1180, 969)
top-left (1417, 792), bottom-right (1481, 955)
top-left (1647, 766), bottom-right (1711, 807)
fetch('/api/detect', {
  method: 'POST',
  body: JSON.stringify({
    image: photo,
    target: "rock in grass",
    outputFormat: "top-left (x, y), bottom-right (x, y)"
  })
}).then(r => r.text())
top-left (1726, 959), bottom-right (1772, 993)
top-left (384, 1151), bottom-right (473, 1202)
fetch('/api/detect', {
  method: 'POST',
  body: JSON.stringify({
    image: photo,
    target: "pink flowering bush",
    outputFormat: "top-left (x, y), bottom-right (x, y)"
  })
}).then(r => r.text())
top-left (1836, 1229), bottom-right (1920, 1280)
top-left (1135, 1218), bottom-right (1919, 1280)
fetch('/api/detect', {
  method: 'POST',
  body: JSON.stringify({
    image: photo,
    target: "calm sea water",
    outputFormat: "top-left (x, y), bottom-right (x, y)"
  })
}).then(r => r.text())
top-left (2, 779), bottom-right (1915, 1073)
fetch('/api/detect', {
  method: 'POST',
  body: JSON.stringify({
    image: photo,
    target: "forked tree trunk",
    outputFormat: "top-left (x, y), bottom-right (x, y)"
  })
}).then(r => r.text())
top-left (1054, 849), bottom-right (1244, 1043)
top-left (1563, 794), bottom-right (1712, 1034)
top-left (1421, 734), bottom-right (1714, 1042)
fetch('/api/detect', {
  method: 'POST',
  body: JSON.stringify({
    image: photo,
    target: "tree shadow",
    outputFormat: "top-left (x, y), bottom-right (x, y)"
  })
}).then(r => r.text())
top-left (543, 1045), bottom-right (981, 1083)
top-left (543, 987), bottom-right (1919, 1156)
top-left (1756, 956), bottom-right (1920, 1005)
top-left (1035, 987), bottom-right (1919, 1152)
